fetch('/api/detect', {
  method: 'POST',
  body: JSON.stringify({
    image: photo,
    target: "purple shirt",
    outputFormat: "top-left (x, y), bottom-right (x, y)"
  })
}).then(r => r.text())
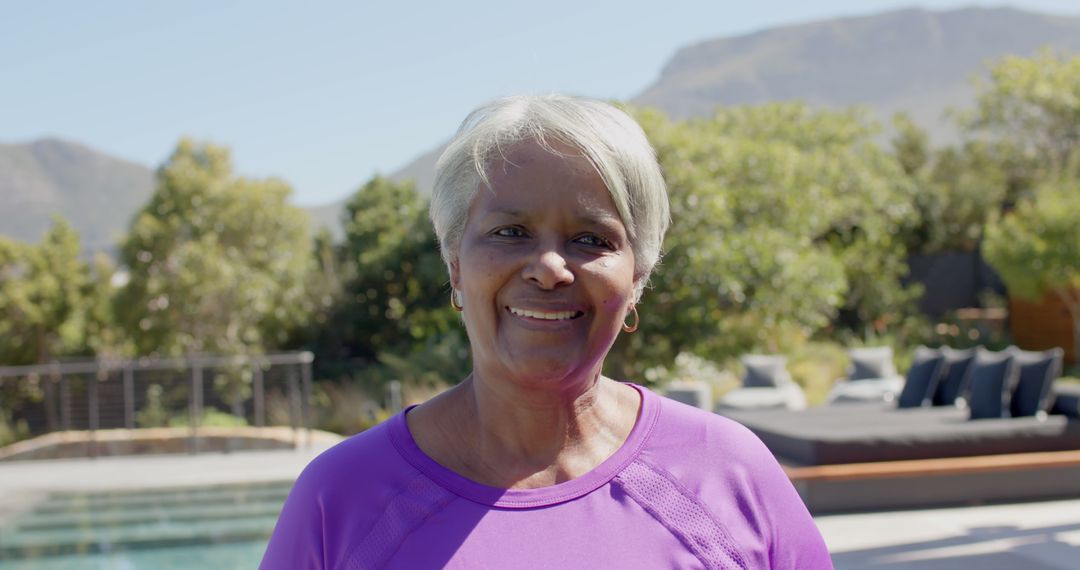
top-left (261, 384), bottom-right (833, 569)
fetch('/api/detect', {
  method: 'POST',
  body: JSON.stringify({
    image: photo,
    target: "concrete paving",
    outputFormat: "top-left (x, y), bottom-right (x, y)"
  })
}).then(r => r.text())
top-left (2, 449), bottom-right (1079, 568)
top-left (0, 445), bottom-right (334, 524)
top-left (817, 498), bottom-right (1080, 569)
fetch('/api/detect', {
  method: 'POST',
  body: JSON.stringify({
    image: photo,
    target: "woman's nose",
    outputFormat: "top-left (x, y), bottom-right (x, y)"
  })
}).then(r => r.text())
top-left (522, 248), bottom-right (575, 289)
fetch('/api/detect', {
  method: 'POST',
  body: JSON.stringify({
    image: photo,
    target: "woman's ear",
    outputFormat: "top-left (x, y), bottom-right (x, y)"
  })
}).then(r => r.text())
top-left (449, 260), bottom-right (461, 290)
top-left (631, 272), bottom-right (645, 304)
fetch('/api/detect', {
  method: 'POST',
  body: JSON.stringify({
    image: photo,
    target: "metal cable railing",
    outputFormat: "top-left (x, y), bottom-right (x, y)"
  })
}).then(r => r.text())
top-left (0, 352), bottom-right (314, 457)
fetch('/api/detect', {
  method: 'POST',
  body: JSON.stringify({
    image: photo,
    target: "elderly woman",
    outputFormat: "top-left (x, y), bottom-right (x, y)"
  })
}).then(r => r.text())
top-left (262, 95), bottom-right (831, 569)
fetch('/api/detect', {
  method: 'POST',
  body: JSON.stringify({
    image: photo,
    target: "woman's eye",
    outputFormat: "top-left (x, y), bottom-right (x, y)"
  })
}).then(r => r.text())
top-left (493, 226), bottom-right (524, 238)
top-left (577, 234), bottom-right (612, 248)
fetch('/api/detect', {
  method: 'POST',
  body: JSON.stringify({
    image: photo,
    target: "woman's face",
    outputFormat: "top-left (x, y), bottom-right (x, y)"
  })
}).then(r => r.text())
top-left (451, 140), bottom-right (639, 389)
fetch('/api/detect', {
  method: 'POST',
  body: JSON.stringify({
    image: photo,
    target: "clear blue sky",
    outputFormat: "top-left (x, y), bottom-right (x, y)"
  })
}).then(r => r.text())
top-left (3, 1), bottom-right (1078, 206)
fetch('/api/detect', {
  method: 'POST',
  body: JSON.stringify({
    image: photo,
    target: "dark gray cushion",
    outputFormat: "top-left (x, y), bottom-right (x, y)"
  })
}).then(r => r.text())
top-left (897, 347), bottom-right (945, 408)
top-left (849, 347), bottom-right (894, 380)
top-left (968, 349), bottom-right (1018, 420)
top-left (932, 347), bottom-right (976, 406)
top-left (1051, 384), bottom-right (1080, 418)
top-left (742, 356), bottom-right (787, 388)
top-left (1009, 347), bottom-right (1063, 417)
top-left (722, 404), bottom-right (1080, 465)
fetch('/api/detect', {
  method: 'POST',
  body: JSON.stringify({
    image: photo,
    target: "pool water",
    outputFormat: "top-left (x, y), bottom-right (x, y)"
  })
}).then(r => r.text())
top-left (0, 481), bottom-right (291, 569)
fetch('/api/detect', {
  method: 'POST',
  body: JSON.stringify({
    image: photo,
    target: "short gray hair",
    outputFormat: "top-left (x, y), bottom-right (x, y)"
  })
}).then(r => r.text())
top-left (430, 94), bottom-right (670, 301)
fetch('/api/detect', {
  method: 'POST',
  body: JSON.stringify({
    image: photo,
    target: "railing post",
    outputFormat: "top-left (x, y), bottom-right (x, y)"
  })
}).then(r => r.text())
top-left (59, 371), bottom-right (71, 432)
top-left (43, 373), bottom-right (57, 432)
top-left (253, 363), bottom-right (265, 428)
top-left (123, 363), bottom-right (135, 430)
top-left (190, 362), bottom-right (203, 454)
top-left (287, 365), bottom-right (300, 449)
top-left (88, 372), bottom-right (100, 459)
top-left (386, 380), bottom-right (402, 413)
top-left (0, 351), bottom-right (316, 455)
top-left (301, 356), bottom-right (313, 448)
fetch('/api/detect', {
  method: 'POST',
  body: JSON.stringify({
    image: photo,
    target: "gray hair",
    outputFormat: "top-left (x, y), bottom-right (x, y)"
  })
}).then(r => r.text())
top-left (429, 94), bottom-right (670, 301)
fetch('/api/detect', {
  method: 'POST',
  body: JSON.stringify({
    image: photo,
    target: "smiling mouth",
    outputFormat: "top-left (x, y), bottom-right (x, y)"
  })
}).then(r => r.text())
top-left (507, 307), bottom-right (584, 321)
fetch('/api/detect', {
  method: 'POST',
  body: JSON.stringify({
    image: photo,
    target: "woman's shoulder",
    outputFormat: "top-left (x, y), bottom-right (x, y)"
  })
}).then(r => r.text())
top-left (646, 387), bottom-right (765, 449)
top-left (635, 387), bottom-right (831, 568)
top-left (290, 414), bottom-right (415, 502)
top-left (637, 386), bottom-right (787, 483)
top-left (262, 414), bottom-right (438, 568)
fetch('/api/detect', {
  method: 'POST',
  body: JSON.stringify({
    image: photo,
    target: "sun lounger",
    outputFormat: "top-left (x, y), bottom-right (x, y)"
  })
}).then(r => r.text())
top-left (715, 355), bottom-right (807, 411)
top-left (723, 346), bottom-right (1078, 512)
top-left (825, 346), bottom-right (904, 404)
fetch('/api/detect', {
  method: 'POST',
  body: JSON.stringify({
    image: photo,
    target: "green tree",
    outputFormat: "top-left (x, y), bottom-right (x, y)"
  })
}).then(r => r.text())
top-left (116, 139), bottom-right (313, 358)
top-left (899, 139), bottom-right (1018, 255)
top-left (0, 218), bottom-right (111, 443)
top-left (301, 227), bottom-right (345, 333)
top-left (984, 181), bottom-right (1080, 363)
top-left (81, 253), bottom-right (128, 359)
top-left (966, 49), bottom-right (1080, 179)
top-left (891, 113), bottom-right (931, 178)
top-left (0, 218), bottom-right (89, 365)
top-left (315, 176), bottom-right (462, 382)
top-left (611, 104), bottom-right (920, 376)
top-left (894, 52), bottom-right (1080, 256)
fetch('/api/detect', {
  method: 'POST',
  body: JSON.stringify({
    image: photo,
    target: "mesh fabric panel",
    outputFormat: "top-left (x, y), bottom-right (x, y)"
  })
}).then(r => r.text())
top-left (614, 460), bottom-right (749, 570)
top-left (344, 472), bottom-right (456, 569)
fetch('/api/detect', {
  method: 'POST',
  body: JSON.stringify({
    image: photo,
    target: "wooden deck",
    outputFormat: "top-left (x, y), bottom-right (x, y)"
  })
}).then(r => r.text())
top-left (785, 449), bottom-right (1080, 482)
top-left (784, 449), bottom-right (1080, 513)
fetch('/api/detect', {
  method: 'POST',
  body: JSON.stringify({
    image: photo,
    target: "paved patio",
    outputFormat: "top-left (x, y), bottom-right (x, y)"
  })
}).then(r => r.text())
top-left (0, 445), bottom-right (334, 524)
top-left (818, 497), bottom-right (1080, 569)
top-left (1, 449), bottom-right (1079, 568)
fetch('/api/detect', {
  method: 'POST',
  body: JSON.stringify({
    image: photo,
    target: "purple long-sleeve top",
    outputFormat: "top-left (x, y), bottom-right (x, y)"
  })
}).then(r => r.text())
top-left (261, 384), bottom-right (833, 569)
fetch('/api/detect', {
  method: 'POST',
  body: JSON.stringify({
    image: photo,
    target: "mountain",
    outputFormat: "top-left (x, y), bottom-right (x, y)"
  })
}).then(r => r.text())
top-left (634, 6), bottom-right (1080, 136)
top-left (389, 143), bottom-right (447, 199)
top-left (0, 139), bottom-right (342, 251)
top-left (0, 139), bottom-right (155, 253)
top-left (334, 6), bottom-right (1080, 230)
top-left (5, 7), bottom-right (1079, 248)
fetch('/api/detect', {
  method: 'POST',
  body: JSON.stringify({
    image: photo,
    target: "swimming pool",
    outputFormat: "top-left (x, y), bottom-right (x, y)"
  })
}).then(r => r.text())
top-left (0, 481), bottom-right (291, 569)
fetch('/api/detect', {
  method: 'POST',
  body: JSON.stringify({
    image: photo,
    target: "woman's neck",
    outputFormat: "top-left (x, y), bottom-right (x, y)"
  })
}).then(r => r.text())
top-left (408, 370), bottom-right (640, 489)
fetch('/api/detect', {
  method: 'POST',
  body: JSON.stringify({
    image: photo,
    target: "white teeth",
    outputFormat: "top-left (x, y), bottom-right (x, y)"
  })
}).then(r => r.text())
top-left (509, 307), bottom-right (579, 320)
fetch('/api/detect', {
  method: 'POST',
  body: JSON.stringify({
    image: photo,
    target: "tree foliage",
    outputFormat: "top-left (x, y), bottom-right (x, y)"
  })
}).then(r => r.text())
top-left (891, 113), bottom-right (931, 178)
top-left (984, 181), bottom-right (1080, 361)
top-left (11, 47), bottom-right (1080, 404)
top-left (0, 218), bottom-right (95, 364)
top-left (974, 50), bottom-right (1080, 363)
top-left (115, 139), bottom-right (312, 357)
top-left (0, 218), bottom-right (119, 439)
top-left (313, 176), bottom-right (466, 384)
top-left (899, 142), bottom-right (1010, 255)
top-left (893, 52), bottom-right (1080, 257)
top-left (608, 103), bottom-right (921, 375)
top-left (966, 49), bottom-right (1080, 178)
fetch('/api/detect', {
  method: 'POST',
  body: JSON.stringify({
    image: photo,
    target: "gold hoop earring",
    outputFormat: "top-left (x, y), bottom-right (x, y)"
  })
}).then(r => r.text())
top-left (622, 306), bottom-right (639, 333)
top-left (450, 289), bottom-right (463, 312)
